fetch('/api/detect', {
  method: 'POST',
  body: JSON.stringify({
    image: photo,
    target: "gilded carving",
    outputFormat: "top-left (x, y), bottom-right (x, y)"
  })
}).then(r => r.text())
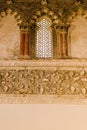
top-left (0, 69), bottom-right (87, 96)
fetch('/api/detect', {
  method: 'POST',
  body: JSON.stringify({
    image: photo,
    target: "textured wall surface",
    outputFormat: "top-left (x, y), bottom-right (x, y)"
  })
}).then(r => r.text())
top-left (70, 15), bottom-right (87, 58)
top-left (0, 14), bottom-right (20, 60)
top-left (0, 13), bottom-right (87, 103)
top-left (0, 14), bottom-right (87, 59)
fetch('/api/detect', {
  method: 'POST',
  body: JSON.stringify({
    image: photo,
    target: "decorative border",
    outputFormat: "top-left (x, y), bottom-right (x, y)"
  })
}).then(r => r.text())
top-left (0, 60), bottom-right (87, 104)
top-left (0, 95), bottom-right (87, 104)
top-left (1, 59), bottom-right (87, 67)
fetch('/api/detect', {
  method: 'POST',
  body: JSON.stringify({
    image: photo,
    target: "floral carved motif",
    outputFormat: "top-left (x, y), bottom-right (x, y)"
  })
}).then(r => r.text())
top-left (0, 69), bottom-right (87, 96)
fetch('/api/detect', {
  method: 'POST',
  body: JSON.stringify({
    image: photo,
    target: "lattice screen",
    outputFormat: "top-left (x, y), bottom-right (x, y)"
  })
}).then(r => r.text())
top-left (36, 18), bottom-right (52, 58)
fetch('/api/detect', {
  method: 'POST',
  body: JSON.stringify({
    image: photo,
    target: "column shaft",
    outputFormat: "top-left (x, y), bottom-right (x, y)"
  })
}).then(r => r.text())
top-left (20, 31), bottom-right (25, 56)
top-left (24, 32), bottom-right (29, 56)
top-left (62, 32), bottom-right (67, 57)
top-left (57, 33), bottom-right (63, 57)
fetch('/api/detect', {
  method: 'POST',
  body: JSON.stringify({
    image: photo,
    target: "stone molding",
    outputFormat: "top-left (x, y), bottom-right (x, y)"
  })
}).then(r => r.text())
top-left (0, 95), bottom-right (87, 104)
top-left (0, 60), bottom-right (87, 68)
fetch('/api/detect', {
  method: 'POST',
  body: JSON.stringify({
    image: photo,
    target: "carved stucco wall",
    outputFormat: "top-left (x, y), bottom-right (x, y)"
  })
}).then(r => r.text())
top-left (1, 14), bottom-right (87, 59)
top-left (1, 11), bottom-right (87, 103)
top-left (70, 15), bottom-right (87, 58)
top-left (0, 14), bottom-right (20, 60)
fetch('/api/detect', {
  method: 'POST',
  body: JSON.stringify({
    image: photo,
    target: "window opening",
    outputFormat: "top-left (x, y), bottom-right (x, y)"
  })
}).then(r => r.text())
top-left (36, 17), bottom-right (52, 58)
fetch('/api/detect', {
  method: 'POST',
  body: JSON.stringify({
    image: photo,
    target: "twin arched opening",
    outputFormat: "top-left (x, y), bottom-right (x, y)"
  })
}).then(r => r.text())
top-left (20, 15), bottom-right (55, 59)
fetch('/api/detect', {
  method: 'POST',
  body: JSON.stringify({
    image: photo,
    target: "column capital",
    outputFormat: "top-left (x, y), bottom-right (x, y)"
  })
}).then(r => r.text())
top-left (20, 28), bottom-right (30, 32)
top-left (56, 24), bottom-right (70, 34)
top-left (20, 25), bottom-right (30, 32)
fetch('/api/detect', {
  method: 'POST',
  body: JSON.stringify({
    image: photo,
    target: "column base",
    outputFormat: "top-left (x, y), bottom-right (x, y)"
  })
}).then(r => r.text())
top-left (19, 55), bottom-right (24, 59)
top-left (23, 55), bottom-right (30, 59)
top-left (63, 55), bottom-right (72, 59)
top-left (19, 55), bottom-right (30, 59)
top-left (57, 55), bottom-right (72, 59)
top-left (57, 55), bottom-right (63, 59)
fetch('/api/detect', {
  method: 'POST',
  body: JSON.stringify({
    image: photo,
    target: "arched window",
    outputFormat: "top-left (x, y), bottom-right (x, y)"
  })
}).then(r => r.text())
top-left (36, 16), bottom-right (53, 58)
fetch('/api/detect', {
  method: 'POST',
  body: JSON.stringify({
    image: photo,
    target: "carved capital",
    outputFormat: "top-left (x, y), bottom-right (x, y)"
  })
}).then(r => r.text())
top-left (20, 25), bottom-right (30, 32)
top-left (56, 25), bottom-right (70, 34)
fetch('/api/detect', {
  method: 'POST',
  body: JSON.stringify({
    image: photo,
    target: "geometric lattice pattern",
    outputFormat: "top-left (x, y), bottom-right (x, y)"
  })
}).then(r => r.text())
top-left (36, 18), bottom-right (52, 58)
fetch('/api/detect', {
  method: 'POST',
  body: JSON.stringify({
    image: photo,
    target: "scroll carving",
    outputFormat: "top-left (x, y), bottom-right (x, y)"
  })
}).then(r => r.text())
top-left (0, 69), bottom-right (87, 96)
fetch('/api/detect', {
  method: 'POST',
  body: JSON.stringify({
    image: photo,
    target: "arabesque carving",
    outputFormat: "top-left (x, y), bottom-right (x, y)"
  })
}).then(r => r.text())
top-left (0, 69), bottom-right (87, 96)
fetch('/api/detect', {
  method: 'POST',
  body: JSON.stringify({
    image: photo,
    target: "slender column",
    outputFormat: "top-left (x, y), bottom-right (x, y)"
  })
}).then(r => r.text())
top-left (24, 31), bottom-right (29, 57)
top-left (20, 30), bottom-right (25, 56)
top-left (62, 31), bottom-right (68, 57)
top-left (57, 32), bottom-right (63, 57)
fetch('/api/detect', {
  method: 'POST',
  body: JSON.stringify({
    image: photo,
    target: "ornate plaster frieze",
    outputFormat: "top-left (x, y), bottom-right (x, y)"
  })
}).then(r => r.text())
top-left (0, 69), bottom-right (86, 95)
top-left (0, 60), bottom-right (87, 96)
top-left (0, 64), bottom-right (87, 104)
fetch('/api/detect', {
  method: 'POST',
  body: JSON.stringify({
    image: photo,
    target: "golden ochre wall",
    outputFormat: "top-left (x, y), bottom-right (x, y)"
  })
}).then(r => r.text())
top-left (1, 14), bottom-right (87, 59)
top-left (1, 1), bottom-right (87, 103)
top-left (0, 14), bottom-right (20, 59)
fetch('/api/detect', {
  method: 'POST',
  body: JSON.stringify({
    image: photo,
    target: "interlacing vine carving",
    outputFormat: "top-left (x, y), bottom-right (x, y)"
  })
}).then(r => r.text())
top-left (0, 69), bottom-right (87, 96)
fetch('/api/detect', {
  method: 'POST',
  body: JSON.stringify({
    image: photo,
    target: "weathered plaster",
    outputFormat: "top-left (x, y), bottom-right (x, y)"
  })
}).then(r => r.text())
top-left (0, 14), bottom-right (20, 60)
top-left (70, 15), bottom-right (87, 58)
